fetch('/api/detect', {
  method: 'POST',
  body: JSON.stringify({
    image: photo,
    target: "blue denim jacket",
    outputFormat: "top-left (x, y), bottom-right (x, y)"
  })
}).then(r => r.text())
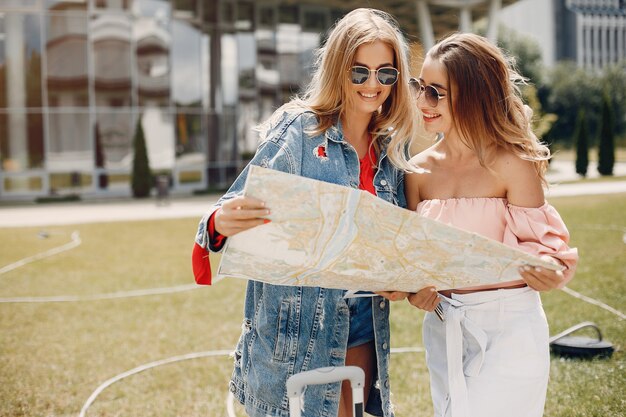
top-left (195, 109), bottom-right (406, 417)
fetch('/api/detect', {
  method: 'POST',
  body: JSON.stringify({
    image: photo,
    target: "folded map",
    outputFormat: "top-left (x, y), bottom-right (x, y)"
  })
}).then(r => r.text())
top-left (216, 166), bottom-right (561, 292)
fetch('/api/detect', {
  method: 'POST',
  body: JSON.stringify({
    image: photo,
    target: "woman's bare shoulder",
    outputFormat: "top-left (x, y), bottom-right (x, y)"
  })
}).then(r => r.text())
top-left (495, 149), bottom-right (545, 206)
top-left (493, 149), bottom-right (537, 177)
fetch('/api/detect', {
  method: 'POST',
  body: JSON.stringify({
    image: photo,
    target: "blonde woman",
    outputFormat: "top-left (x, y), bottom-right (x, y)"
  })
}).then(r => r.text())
top-left (401, 33), bottom-right (578, 417)
top-left (192, 8), bottom-right (417, 417)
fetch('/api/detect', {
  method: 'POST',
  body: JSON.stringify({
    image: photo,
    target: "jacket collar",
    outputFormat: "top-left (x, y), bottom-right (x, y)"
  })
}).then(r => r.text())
top-left (324, 119), bottom-right (345, 144)
top-left (325, 119), bottom-right (392, 156)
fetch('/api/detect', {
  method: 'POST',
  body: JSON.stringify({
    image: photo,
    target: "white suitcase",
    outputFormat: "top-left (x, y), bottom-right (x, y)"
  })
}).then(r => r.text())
top-left (286, 366), bottom-right (365, 417)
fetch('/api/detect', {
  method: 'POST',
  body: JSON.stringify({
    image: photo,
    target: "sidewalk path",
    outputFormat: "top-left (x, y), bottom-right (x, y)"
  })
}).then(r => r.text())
top-left (547, 159), bottom-right (626, 183)
top-left (545, 159), bottom-right (626, 197)
top-left (0, 197), bottom-right (219, 228)
top-left (546, 180), bottom-right (626, 197)
top-left (0, 160), bottom-right (624, 228)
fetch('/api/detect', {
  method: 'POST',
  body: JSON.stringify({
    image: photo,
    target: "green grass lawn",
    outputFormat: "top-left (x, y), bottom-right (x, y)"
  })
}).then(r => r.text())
top-left (0, 194), bottom-right (624, 417)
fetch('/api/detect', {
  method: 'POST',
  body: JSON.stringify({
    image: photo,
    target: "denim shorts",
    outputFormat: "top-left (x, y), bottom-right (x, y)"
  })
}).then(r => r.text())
top-left (346, 296), bottom-right (374, 348)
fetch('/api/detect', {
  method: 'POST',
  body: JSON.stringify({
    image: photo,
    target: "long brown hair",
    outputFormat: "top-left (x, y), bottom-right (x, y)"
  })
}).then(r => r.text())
top-left (428, 33), bottom-right (550, 184)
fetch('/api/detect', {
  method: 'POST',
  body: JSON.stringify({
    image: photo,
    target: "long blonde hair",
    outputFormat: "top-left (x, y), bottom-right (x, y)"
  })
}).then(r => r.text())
top-left (279, 8), bottom-right (417, 165)
top-left (428, 33), bottom-right (550, 183)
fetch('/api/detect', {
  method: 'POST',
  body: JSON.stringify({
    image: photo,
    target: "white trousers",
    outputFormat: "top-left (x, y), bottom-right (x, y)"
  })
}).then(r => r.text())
top-left (423, 287), bottom-right (550, 417)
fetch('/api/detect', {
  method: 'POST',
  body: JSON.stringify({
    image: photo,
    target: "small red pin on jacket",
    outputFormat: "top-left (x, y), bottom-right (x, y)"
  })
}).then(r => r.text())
top-left (315, 145), bottom-right (328, 160)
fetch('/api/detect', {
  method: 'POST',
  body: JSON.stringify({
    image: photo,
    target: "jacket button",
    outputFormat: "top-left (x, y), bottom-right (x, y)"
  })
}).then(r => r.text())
top-left (229, 382), bottom-right (236, 393)
top-left (382, 342), bottom-right (388, 350)
top-left (379, 300), bottom-right (386, 309)
top-left (380, 179), bottom-right (388, 186)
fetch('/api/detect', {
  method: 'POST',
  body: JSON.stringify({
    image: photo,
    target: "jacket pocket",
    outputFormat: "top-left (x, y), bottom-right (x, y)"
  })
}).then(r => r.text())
top-left (273, 299), bottom-right (291, 362)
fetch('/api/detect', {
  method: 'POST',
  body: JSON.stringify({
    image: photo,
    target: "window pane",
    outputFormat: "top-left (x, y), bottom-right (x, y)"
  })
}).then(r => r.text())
top-left (134, 0), bottom-right (170, 19)
top-left (236, 0), bottom-right (254, 31)
top-left (3, 175), bottom-right (44, 192)
top-left (218, 110), bottom-right (236, 162)
top-left (237, 32), bottom-right (255, 91)
top-left (136, 16), bottom-right (170, 107)
top-left (141, 108), bottom-right (174, 170)
top-left (221, 1), bottom-right (234, 24)
top-left (0, 110), bottom-right (44, 171)
top-left (202, 33), bottom-right (210, 109)
top-left (0, 16), bottom-right (5, 110)
top-left (47, 112), bottom-right (92, 172)
top-left (93, 0), bottom-right (133, 11)
top-left (45, 14), bottom-right (89, 107)
top-left (91, 14), bottom-right (132, 108)
top-left (278, 5), bottom-right (298, 24)
top-left (259, 92), bottom-right (277, 122)
top-left (257, 56), bottom-right (278, 90)
top-left (95, 111), bottom-right (132, 169)
top-left (277, 23), bottom-right (299, 54)
top-left (207, 111), bottom-right (237, 187)
top-left (258, 5), bottom-right (275, 28)
top-left (47, 0), bottom-right (87, 11)
top-left (203, 1), bottom-right (216, 23)
top-left (221, 33), bottom-right (237, 106)
top-left (256, 27), bottom-right (275, 54)
top-left (302, 8), bottom-right (327, 33)
top-left (238, 99), bottom-right (258, 156)
top-left (175, 112), bottom-right (206, 168)
top-left (0, 13), bottom-right (43, 109)
top-left (299, 32), bottom-right (320, 88)
top-left (50, 172), bottom-right (93, 192)
top-left (172, 19), bottom-right (203, 107)
top-left (277, 24), bottom-right (300, 88)
top-left (173, 0), bottom-right (196, 13)
top-left (0, 0), bottom-right (40, 10)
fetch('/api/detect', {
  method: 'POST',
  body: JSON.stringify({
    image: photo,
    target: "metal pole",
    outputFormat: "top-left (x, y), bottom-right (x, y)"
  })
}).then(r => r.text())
top-left (416, 0), bottom-right (435, 50)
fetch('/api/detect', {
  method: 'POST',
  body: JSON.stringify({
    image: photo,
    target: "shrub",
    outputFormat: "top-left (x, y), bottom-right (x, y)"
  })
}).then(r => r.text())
top-left (574, 109), bottom-right (589, 177)
top-left (597, 92), bottom-right (615, 176)
top-left (131, 116), bottom-right (152, 198)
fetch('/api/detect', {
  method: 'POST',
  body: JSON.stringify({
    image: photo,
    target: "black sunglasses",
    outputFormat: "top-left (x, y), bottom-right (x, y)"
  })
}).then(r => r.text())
top-left (349, 66), bottom-right (399, 86)
top-left (409, 78), bottom-right (447, 107)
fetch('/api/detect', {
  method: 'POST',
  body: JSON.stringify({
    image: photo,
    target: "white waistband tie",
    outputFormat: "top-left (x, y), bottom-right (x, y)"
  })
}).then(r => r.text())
top-left (444, 300), bottom-right (488, 417)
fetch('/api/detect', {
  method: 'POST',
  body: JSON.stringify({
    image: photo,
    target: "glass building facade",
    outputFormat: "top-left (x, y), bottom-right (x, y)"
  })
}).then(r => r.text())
top-left (0, 0), bottom-right (513, 199)
top-left (0, 0), bottom-right (336, 198)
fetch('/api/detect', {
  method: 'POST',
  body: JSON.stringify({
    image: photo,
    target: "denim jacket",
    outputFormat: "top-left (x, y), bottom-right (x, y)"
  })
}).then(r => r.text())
top-left (195, 108), bottom-right (406, 417)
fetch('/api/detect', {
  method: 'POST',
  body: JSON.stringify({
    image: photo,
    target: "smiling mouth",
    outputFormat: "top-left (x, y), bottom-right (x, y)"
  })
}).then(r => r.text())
top-left (359, 92), bottom-right (379, 99)
top-left (422, 111), bottom-right (440, 121)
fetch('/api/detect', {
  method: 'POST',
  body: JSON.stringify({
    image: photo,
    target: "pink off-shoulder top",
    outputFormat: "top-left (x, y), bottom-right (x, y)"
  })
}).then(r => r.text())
top-left (416, 197), bottom-right (578, 289)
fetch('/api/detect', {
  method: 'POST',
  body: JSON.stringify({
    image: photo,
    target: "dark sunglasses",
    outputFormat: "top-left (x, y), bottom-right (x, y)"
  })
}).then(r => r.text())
top-left (409, 78), bottom-right (447, 107)
top-left (349, 66), bottom-right (399, 86)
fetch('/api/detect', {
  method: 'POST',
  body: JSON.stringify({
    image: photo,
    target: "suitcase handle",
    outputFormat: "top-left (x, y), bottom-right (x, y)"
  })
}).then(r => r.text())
top-left (286, 366), bottom-right (365, 417)
top-left (549, 321), bottom-right (603, 344)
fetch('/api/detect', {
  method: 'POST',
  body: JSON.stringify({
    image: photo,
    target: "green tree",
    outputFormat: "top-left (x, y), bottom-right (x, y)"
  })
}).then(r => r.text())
top-left (522, 84), bottom-right (557, 141)
top-left (498, 28), bottom-right (544, 85)
top-left (131, 117), bottom-right (152, 198)
top-left (600, 62), bottom-right (626, 139)
top-left (597, 92), bottom-right (615, 176)
top-left (544, 62), bottom-right (602, 146)
top-left (475, 25), bottom-right (559, 148)
top-left (475, 24), bottom-right (544, 85)
top-left (574, 109), bottom-right (589, 177)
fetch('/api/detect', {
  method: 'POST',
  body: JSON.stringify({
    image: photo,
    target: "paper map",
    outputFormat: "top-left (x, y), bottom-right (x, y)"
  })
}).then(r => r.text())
top-left (216, 166), bottom-right (561, 292)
